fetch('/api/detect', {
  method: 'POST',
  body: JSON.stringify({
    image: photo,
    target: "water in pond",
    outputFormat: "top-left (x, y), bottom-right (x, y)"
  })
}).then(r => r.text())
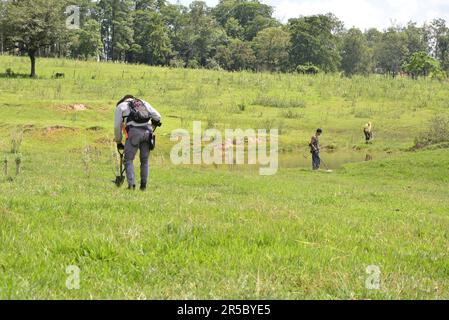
top-left (279, 151), bottom-right (392, 170)
top-left (163, 151), bottom-right (394, 172)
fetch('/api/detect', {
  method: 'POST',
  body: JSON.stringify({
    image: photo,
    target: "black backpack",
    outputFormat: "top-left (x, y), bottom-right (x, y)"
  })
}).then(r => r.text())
top-left (127, 99), bottom-right (151, 124)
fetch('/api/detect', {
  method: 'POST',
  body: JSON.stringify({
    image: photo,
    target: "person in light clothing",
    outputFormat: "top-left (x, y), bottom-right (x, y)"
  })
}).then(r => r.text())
top-left (114, 95), bottom-right (161, 191)
top-left (364, 122), bottom-right (373, 143)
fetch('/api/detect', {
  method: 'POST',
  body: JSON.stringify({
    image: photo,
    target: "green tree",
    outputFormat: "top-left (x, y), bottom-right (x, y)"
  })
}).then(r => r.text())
top-left (224, 17), bottom-right (244, 39)
top-left (404, 22), bottom-right (428, 57)
top-left (215, 44), bottom-right (232, 69)
top-left (364, 28), bottom-right (383, 73)
top-left (69, 19), bottom-right (103, 60)
top-left (340, 28), bottom-right (371, 76)
top-left (402, 51), bottom-right (443, 79)
top-left (288, 14), bottom-right (343, 72)
top-left (252, 27), bottom-right (290, 72)
top-left (178, 1), bottom-right (226, 67)
top-left (216, 38), bottom-right (255, 70)
top-left (365, 28), bottom-right (382, 48)
top-left (161, 3), bottom-right (189, 65)
top-left (134, 0), bottom-right (166, 11)
top-left (213, 0), bottom-right (278, 41)
top-left (98, 0), bottom-right (134, 61)
top-left (244, 10), bottom-right (279, 41)
top-left (132, 9), bottom-right (172, 65)
top-left (376, 27), bottom-right (409, 77)
top-left (4, 0), bottom-right (69, 77)
top-left (0, 0), bottom-right (7, 55)
top-left (429, 19), bottom-right (449, 72)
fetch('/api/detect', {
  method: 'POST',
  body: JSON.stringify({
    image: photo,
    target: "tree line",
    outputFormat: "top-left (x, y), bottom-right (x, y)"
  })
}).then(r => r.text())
top-left (1, 0), bottom-right (448, 78)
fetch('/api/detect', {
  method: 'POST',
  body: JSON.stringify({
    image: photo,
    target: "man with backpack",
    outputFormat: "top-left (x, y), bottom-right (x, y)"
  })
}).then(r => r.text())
top-left (114, 95), bottom-right (162, 191)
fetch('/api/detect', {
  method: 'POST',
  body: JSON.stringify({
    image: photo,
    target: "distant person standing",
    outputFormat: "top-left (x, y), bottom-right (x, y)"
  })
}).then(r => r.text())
top-left (364, 122), bottom-right (373, 143)
top-left (309, 128), bottom-right (322, 170)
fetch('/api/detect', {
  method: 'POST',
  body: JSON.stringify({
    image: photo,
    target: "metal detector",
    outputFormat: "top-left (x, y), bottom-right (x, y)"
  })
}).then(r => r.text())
top-left (115, 147), bottom-right (126, 187)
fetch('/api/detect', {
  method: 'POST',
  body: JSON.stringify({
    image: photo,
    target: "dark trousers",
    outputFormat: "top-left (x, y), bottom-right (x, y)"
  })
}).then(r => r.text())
top-left (364, 130), bottom-right (372, 142)
top-left (124, 126), bottom-right (152, 187)
top-left (312, 152), bottom-right (321, 170)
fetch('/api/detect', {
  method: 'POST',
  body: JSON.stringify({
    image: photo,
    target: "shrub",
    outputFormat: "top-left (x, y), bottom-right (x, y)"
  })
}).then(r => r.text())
top-left (5, 68), bottom-right (15, 77)
top-left (415, 116), bottom-right (449, 148)
top-left (169, 58), bottom-right (185, 68)
top-left (187, 59), bottom-right (200, 69)
top-left (261, 119), bottom-right (286, 134)
top-left (206, 58), bottom-right (222, 71)
top-left (253, 95), bottom-right (306, 108)
top-left (296, 63), bottom-right (320, 75)
top-left (281, 109), bottom-right (302, 119)
top-left (430, 69), bottom-right (447, 81)
top-left (237, 103), bottom-right (246, 112)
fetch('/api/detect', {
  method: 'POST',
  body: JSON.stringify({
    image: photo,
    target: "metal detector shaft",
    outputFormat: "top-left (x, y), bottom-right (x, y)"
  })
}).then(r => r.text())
top-left (320, 157), bottom-right (332, 171)
top-left (119, 150), bottom-right (125, 176)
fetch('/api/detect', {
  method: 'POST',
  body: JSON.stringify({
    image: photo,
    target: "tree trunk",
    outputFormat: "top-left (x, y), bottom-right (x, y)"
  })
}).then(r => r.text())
top-left (29, 50), bottom-right (37, 78)
top-left (111, 7), bottom-right (116, 61)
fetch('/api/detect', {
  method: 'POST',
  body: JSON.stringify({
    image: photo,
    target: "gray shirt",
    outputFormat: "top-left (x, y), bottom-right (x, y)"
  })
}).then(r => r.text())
top-left (114, 99), bottom-right (161, 143)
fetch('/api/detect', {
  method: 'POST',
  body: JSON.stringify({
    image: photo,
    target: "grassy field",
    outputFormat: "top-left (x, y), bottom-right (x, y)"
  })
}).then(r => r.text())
top-left (0, 56), bottom-right (448, 299)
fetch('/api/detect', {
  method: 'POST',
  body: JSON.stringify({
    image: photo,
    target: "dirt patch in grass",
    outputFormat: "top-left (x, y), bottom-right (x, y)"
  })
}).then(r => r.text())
top-left (57, 104), bottom-right (89, 112)
top-left (23, 124), bottom-right (36, 133)
top-left (44, 126), bottom-right (78, 135)
top-left (87, 126), bottom-right (104, 131)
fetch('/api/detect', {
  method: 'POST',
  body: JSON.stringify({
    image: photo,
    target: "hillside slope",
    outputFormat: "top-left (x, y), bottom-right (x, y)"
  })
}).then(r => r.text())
top-left (0, 57), bottom-right (448, 299)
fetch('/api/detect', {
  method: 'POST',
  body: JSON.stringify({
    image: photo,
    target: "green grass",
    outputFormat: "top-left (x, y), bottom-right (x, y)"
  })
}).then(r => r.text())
top-left (0, 56), bottom-right (448, 299)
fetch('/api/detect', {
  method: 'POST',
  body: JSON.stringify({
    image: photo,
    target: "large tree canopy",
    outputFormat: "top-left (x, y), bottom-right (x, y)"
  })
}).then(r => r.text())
top-left (0, 0), bottom-right (448, 78)
top-left (252, 27), bottom-right (290, 72)
top-left (376, 27), bottom-right (409, 77)
top-left (288, 14), bottom-right (343, 72)
top-left (213, 0), bottom-right (278, 41)
top-left (340, 28), bottom-right (371, 76)
top-left (5, 0), bottom-right (69, 77)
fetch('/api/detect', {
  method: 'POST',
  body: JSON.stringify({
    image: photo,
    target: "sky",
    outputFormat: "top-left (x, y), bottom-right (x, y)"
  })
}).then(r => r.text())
top-left (169, 0), bottom-right (449, 30)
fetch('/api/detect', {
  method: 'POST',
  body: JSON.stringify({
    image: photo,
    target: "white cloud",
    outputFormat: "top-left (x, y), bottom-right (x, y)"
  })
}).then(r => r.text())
top-left (271, 0), bottom-right (449, 29)
top-left (272, 0), bottom-right (384, 29)
top-left (171, 0), bottom-right (449, 30)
